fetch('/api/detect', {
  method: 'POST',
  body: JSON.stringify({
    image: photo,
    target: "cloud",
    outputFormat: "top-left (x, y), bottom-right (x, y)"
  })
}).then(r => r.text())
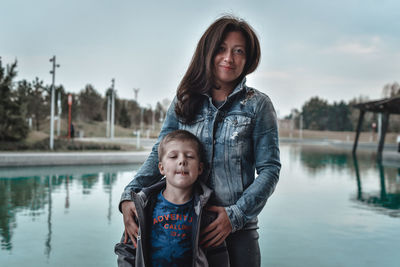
top-left (323, 36), bottom-right (382, 55)
top-left (254, 70), bottom-right (291, 79)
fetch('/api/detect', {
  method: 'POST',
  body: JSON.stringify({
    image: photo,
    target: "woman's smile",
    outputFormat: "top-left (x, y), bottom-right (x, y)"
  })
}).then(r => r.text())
top-left (213, 31), bottom-right (246, 91)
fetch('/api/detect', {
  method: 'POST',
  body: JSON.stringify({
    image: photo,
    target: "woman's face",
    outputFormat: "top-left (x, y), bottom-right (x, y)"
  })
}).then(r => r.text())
top-left (213, 31), bottom-right (247, 90)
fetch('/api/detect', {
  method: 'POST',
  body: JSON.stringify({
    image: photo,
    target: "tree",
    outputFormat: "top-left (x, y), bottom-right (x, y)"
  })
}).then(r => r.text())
top-left (348, 96), bottom-right (374, 131)
top-left (154, 102), bottom-right (164, 122)
top-left (118, 103), bottom-right (131, 128)
top-left (78, 84), bottom-right (104, 121)
top-left (16, 78), bottom-right (49, 131)
top-left (327, 101), bottom-right (353, 131)
top-left (382, 82), bottom-right (400, 132)
top-left (142, 106), bottom-right (152, 125)
top-left (0, 59), bottom-right (28, 141)
top-left (301, 97), bottom-right (329, 130)
top-left (382, 82), bottom-right (400, 98)
top-left (125, 100), bottom-right (141, 127)
top-left (300, 97), bottom-right (355, 131)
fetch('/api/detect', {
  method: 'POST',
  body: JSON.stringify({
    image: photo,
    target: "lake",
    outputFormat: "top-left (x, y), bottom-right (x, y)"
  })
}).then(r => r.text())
top-left (1, 144), bottom-right (399, 267)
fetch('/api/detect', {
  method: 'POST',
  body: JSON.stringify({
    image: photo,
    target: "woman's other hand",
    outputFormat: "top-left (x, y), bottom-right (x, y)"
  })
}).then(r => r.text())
top-left (121, 201), bottom-right (139, 247)
top-left (200, 205), bottom-right (232, 248)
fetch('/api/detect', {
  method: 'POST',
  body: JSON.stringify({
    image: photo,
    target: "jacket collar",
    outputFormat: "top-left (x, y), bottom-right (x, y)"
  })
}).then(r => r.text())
top-left (202, 77), bottom-right (248, 99)
top-left (133, 178), bottom-right (213, 207)
top-left (230, 77), bottom-right (247, 96)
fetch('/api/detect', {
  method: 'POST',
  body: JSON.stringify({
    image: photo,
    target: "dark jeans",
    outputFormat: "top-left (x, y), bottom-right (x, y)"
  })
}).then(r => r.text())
top-left (226, 229), bottom-right (260, 267)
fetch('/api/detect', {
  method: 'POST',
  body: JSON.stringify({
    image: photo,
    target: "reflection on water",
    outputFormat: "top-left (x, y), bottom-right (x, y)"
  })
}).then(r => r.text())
top-left (0, 164), bottom-right (139, 256)
top-left (0, 174), bottom-right (100, 252)
top-left (0, 147), bottom-right (399, 267)
top-left (0, 175), bottom-right (52, 251)
top-left (353, 155), bottom-right (400, 217)
top-left (296, 145), bottom-right (400, 216)
top-left (297, 145), bottom-right (376, 172)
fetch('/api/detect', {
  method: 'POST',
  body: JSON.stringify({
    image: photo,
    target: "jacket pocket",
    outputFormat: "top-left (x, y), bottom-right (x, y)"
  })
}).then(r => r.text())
top-left (224, 115), bottom-right (252, 146)
top-left (179, 116), bottom-right (206, 137)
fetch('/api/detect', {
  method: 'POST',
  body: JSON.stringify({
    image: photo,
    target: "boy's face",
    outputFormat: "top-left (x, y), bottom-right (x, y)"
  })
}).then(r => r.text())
top-left (158, 140), bottom-right (203, 191)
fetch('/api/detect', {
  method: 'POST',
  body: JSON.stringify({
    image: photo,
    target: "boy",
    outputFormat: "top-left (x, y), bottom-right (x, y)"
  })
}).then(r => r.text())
top-left (115, 130), bottom-right (229, 267)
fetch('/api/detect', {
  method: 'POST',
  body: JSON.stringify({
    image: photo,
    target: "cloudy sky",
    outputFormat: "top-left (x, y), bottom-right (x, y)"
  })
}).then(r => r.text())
top-left (2, 0), bottom-right (399, 117)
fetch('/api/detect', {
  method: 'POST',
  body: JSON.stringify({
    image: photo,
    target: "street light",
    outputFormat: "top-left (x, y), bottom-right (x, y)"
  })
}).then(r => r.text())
top-left (49, 56), bottom-right (60, 150)
top-left (133, 88), bottom-right (139, 103)
top-left (111, 79), bottom-right (115, 139)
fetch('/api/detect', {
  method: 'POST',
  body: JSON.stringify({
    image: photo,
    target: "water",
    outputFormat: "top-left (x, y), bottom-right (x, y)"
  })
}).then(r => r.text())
top-left (1, 144), bottom-right (399, 267)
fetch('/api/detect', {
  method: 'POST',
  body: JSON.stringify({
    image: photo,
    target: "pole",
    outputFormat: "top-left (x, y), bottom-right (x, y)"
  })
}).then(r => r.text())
top-left (133, 88), bottom-right (139, 102)
top-left (68, 94), bottom-right (72, 139)
top-left (106, 91), bottom-right (110, 138)
top-left (49, 56), bottom-right (60, 150)
top-left (136, 130), bottom-right (141, 149)
top-left (110, 79), bottom-right (115, 139)
top-left (378, 113), bottom-right (382, 141)
top-left (140, 107), bottom-right (143, 133)
top-left (152, 105), bottom-right (155, 131)
top-left (377, 112), bottom-right (390, 162)
top-left (57, 90), bottom-right (61, 136)
top-left (352, 110), bottom-right (365, 155)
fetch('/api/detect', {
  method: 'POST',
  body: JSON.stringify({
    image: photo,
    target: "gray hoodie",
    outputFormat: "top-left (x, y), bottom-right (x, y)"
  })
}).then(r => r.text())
top-left (115, 179), bottom-right (230, 267)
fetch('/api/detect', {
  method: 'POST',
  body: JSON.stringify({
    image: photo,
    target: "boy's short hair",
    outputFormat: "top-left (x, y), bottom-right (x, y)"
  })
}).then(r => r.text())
top-left (158, 130), bottom-right (205, 163)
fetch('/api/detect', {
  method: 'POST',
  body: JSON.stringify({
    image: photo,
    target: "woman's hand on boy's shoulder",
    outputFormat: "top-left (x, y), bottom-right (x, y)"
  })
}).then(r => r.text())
top-left (121, 201), bottom-right (139, 248)
top-left (200, 206), bottom-right (232, 248)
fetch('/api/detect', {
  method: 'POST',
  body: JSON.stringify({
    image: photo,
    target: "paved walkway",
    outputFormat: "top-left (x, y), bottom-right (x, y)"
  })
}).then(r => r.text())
top-left (0, 137), bottom-right (157, 167)
top-left (75, 137), bottom-right (157, 150)
top-left (0, 151), bottom-right (152, 167)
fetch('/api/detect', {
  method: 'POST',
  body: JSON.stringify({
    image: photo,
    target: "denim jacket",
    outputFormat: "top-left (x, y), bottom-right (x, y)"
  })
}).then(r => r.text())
top-left (120, 78), bottom-right (281, 232)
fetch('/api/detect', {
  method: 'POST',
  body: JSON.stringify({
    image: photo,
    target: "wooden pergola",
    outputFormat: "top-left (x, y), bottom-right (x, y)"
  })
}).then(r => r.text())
top-left (352, 96), bottom-right (400, 160)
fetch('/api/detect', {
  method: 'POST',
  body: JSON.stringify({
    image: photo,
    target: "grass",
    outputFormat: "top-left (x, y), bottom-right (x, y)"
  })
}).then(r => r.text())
top-left (0, 136), bottom-right (136, 151)
top-left (0, 119), bottom-right (150, 151)
top-left (38, 118), bottom-right (161, 138)
top-left (2, 118), bottom-right (398, 151)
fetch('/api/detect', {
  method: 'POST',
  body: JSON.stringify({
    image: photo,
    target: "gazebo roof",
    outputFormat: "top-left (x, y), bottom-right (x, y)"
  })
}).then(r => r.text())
top-left (353, 96), bottom-right (400, 114)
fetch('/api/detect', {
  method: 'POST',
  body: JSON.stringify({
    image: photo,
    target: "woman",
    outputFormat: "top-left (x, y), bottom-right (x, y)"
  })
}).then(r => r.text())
top-left (120, 15), bottom-right (281, 266)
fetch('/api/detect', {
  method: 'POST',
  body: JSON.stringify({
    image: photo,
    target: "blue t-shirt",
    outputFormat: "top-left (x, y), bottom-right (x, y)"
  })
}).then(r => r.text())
top-left (150, 191), bottom-right (194, 267)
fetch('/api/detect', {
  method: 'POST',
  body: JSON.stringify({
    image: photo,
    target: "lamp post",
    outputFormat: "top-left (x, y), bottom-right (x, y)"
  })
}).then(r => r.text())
top-left (49, 56), bottom-right (60, 150)
top-left (68, 94), bottom-right (72, 139)
top-left (106, 89), bottom-right (110, 138)
top-left (151, 104), bottom-right (155, 131)
top-left (110, 79), bottom-right (115, 139)
top-left (133, 88), bottom-right (139, 102)
top-left (57, 90), bottom-right (62, 136)
top-left (132, 88), bottom-right (141, 148)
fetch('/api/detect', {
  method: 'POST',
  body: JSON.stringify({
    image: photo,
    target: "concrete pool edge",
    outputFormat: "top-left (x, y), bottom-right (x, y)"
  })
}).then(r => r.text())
top-left (0, 151), bottom-right (151, 167)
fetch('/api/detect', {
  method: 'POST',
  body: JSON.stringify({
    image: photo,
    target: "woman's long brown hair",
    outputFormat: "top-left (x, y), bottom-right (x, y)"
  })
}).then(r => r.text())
top-left (175, 15), bottom-right (261, 124)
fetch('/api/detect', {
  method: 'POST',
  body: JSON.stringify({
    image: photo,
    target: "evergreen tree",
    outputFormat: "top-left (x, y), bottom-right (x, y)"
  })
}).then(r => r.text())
top-left (327, 101), bottom-right (353, 131)
top-left (125, 100), bottom-right (141, 127)
top-left (16, 78), bottom-right (48, 131)
top-left (0, 59), bottom-right (28, 141)
top-left (301, 97), bottom-right (329, 130)
top-left (79, 84), bottom-right (104, 121)
top-left (118, 103), bottom-right (131, 128)
top-left (155, 102), bottom-right (164, 122)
